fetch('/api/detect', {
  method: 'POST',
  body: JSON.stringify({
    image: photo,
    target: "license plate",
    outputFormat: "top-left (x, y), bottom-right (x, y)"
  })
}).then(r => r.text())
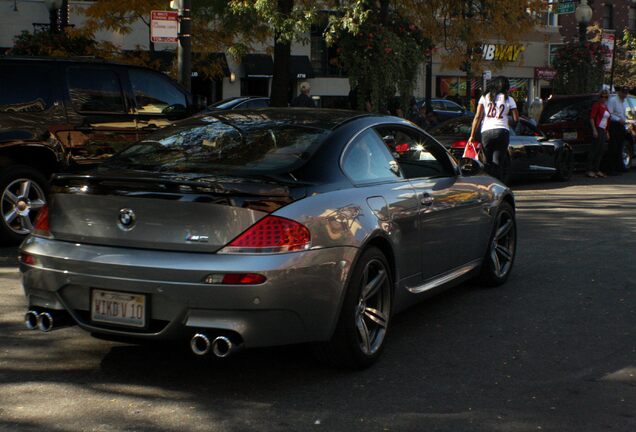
top-left (563, 132), bottom-right (577, 140)
top-left (91, 289), bottom-right (146, 328)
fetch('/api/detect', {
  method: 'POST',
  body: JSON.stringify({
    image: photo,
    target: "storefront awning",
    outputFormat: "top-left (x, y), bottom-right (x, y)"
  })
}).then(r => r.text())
top-left (242, 54), bottom-right (274, 78)
top-left (289, 55), bottom-right (314, 79)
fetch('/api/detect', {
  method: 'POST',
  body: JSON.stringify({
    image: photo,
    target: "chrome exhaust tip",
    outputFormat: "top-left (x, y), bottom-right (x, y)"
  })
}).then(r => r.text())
top-left (212, 336), bottom-right (233, 358)
top-left (24, 310), bottom-right (39, 330)
top-left (37, 312), bottom-right (54, 332)
top-left (190, 333), bottom-right (211, 356)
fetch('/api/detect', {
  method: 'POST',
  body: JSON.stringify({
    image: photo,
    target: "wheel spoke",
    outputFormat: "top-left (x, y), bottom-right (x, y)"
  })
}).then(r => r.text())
top-left (3, 191), bottom-right (18, 205)
top-left (490, 247), bottom-right (502, 275)
top-left (20, 215), bottom-right (33, 231)
top-left (361, 269), bottom-right (386, 302)
top-left (364, 307), bottom-right (388, 328)
top-left (356, 315), bottom-right (371, 354)
top-left (495, 219), bottom-right (512, 241)
top-left (30, 199), bottom-right (45, 210)
top-left (19, 181), bottom-right (31, 198)
top-left (4, 209), bottom-right (18, 224)
top-left (495, 244), bottom-right (513, 262)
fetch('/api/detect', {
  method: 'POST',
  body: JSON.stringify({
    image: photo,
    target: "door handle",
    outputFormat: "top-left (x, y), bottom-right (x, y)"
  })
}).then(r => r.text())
top-left (420, 193), bottom-right (434, 206)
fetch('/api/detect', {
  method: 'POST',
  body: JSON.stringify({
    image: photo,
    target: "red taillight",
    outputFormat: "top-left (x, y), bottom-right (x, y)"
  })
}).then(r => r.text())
top-left (221, 273), bottom-right (267, 284)
top-left (220, 215), bottom-right (311, 254)
top-left (19, 252), bottom-right (36, 265)
top-left (451, 140), bottom-right (469, 149)
top-left (32, 204), bottom-right (51, 238)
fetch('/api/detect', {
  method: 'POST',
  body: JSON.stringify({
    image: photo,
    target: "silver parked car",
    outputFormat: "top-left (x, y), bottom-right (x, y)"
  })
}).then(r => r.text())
top-left (20, 109), bottom-right (516, 368)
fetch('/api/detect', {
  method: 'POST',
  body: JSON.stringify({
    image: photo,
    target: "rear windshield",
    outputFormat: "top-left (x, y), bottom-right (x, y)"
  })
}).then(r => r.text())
top-left (431, 118), bottom-right (472, 135)
top-left (104, 117), bottom-right (329, 175)
top-left (540, 98), bottom-right (593, 124)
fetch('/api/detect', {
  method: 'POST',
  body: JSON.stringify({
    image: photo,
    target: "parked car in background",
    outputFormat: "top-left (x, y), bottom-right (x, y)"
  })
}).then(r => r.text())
top-left (20, 109), bottom-right (516, 369)
top-left (417, 98), bottom-right (473, 122)
top-left (0, 56), bottom-right (196, 243)
top-left (429, 116), bottom-right (573, 184)
top-left (538, 94), bottom-right (635, 171)
top-left (208, 96), bottom-right (270, 110)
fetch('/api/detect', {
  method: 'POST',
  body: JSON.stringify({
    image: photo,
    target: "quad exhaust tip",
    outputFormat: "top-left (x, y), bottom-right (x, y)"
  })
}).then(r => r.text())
top-left (24, 310), bottom-right (39, 330)
top-left (190, 333), bottom-right (211, 356)
top-left (37, 312), bottom-right (54, 332)
top-left (212, 336), bottom-right (233, 358)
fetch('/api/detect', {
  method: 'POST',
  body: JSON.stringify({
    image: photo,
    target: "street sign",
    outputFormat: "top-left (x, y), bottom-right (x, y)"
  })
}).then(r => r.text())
top-left (150, 10), bottom-right (178, 44)
top-left (557, 1), bottom-right (576, 15)
top-left (534, 67), bottom-right (557, 81)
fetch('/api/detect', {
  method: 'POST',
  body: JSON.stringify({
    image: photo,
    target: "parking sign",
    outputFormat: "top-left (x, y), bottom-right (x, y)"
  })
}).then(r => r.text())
top-left (151, 10), bottom-right (178, 44)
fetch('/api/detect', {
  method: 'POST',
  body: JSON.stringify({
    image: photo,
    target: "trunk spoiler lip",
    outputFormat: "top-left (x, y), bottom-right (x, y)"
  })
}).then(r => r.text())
top-left (51, 172), bottom-right (309, 198)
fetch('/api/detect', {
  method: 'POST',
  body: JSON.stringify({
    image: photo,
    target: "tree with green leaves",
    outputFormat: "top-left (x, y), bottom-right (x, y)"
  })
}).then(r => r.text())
top-left (613, 29), bottom-right (636, 91)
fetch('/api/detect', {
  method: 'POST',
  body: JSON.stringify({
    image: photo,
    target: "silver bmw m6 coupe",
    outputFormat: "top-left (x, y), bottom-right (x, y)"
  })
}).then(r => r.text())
top-left (20, 109), bottom-right (516, 368)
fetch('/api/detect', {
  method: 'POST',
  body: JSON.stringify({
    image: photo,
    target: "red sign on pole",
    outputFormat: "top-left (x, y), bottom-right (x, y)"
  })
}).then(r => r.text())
top-left (150, 10), bottom-right (178, 44)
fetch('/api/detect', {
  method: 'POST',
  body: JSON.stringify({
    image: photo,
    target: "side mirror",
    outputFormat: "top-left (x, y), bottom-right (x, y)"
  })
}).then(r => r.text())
top-left (459, 157), bottom-right (484, 176)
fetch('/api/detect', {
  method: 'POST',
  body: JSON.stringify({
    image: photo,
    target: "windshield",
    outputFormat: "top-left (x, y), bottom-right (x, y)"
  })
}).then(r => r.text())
top-left (432, 118), bottom-right (472, 135)
top-left (103, 117), bottom-right (329, 176)
top-left (540, 98), bottom-right (593, 124)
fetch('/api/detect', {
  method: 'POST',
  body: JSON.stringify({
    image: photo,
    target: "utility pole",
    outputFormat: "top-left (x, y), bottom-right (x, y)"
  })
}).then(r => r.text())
top-left (177, 0), bottom-right (192, 91)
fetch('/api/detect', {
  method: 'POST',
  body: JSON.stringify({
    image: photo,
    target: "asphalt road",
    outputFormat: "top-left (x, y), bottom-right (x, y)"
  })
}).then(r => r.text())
top-left (1, 172), bottom-right (635, 432)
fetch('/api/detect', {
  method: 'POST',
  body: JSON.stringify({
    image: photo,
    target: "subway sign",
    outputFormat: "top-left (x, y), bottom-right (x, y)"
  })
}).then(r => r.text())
top-left (481, 44), bottom-right (525, 62)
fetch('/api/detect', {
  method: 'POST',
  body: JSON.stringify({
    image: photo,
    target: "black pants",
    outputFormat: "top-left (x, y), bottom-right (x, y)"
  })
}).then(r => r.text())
top-left (482, 128), bottom-right (510, 181)
top-left (604, 121), bottom-right (625, 173)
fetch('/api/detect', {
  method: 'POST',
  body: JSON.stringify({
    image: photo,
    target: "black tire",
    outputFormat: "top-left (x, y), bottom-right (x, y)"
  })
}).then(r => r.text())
top-left (477, 201), bottom-right (516, 287)
top-left (621, 140), bottom-right (632, 172)
top-left (319, 247), bottom-right (392, 369)
top-left (0, 165), bottom-right (48, 245)
top-left (552, 148), bottom-right (574, 181)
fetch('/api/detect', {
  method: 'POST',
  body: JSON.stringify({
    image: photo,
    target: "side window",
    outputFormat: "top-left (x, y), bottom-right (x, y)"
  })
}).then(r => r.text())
top-left (128, 69), bottom-right (187, 114)
top-left (431, 100), bottom-right (444, 111)
top-left (378, 126), bottom-right (455, 179)
top-left (67, 68), bottom-right (125, 113)
top-left (444, 101), bottom-right (463, 112)
top-left (342, 129), bottom-right (402, 184)
top-left (0, 64), bottom-right (52, 113)
top-left (515, 121), bottom-right (538, 136)
top-left (245, 99), bottom-right (269, 109)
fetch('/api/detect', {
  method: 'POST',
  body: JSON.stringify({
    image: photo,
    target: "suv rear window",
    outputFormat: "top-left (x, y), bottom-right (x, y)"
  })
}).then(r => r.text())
top-left (0, 64), bottom-right (53, 113)
top-left (540, 97), bottom-right (593, 124)
top-left (104, 117), bottom-right (329, 175)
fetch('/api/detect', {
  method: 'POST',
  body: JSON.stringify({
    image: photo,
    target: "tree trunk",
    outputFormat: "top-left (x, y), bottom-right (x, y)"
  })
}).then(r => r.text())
top-left (270, 0), bottom-right (293, 107)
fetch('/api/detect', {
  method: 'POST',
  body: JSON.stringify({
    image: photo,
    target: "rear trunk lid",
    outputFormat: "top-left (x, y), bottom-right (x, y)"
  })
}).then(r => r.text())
top-left (48, 171), bottom-right (306, 252)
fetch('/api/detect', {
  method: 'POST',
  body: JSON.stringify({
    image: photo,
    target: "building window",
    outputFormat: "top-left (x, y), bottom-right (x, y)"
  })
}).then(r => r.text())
top-left (546, 0), bottom-right (558, 27)
top-left (603, 4), bottom-right (614, 30)
top-left (629, 6), bottom-right (636, 32)
top-left (310, 24), bottom-right (345, 77)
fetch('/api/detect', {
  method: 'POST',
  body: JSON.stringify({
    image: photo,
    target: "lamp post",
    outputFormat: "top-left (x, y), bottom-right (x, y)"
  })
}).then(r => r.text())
top-left (575, 0), bottom-right (593, 43)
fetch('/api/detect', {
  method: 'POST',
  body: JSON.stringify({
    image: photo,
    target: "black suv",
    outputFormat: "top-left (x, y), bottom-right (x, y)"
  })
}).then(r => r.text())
top-left (0, 57), bottom-right (196, 243)
top-left (538, 94), bottom-right (636, 170)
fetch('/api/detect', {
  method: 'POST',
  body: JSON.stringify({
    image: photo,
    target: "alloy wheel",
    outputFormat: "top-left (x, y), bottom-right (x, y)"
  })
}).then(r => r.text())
top-left (2, 178), bottom-right (46, 235)
top-left (489, 209), bottom-right (516, 279)
top-left (355, 258), bottom-right (391, 356)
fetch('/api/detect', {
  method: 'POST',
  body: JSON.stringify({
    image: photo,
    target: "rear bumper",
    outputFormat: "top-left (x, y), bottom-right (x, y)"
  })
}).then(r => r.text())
top-left (20, 236), bottom-right (358, 347)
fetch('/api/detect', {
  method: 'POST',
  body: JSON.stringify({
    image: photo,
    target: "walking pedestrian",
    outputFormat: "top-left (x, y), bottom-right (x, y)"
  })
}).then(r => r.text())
top-left (290, 82), bottom-right (316, 108)
top-left (604, 86), bottom-right (629, 175)
top-left (467, 76), bottom-right (519, 181)
top-left (587, 90), bottom-right (611, 178)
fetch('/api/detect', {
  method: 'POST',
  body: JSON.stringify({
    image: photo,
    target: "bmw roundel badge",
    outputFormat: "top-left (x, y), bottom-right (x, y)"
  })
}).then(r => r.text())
top-left (118, 208), bottom-right (136, 231)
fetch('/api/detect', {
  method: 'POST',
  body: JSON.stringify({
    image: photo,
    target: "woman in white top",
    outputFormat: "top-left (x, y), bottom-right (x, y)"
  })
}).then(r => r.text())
top-left (467, 76), bottom-right (519, 182)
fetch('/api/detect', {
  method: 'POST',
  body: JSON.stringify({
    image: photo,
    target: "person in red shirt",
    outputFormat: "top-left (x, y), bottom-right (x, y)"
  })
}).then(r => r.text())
top-left (587, 90), bottom-right (611, 178)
